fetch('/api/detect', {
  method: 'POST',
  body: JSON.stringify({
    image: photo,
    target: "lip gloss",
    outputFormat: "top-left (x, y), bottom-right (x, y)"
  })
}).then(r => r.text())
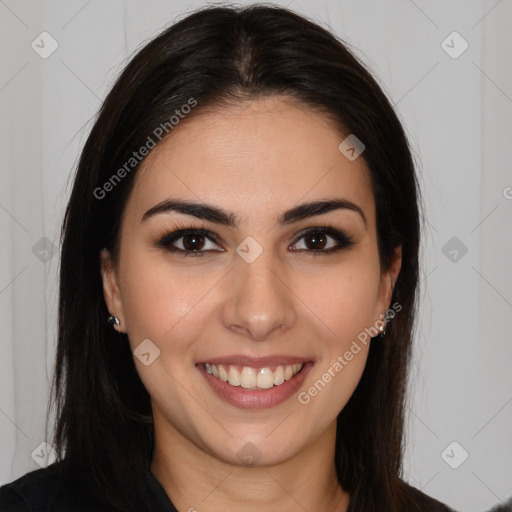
top-left (197, 361), bottom-right (313, 409)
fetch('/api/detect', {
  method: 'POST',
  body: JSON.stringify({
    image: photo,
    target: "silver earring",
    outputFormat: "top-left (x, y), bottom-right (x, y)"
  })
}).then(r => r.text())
top-left (379, 323), bottom-right (386, 337)
top-left (107, 314), bottom-right (120, 327)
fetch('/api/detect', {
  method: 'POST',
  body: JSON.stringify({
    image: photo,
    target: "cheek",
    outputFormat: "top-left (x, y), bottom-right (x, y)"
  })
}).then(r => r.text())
top-left (297, 271), bottom-right (376, 419)
top-left (118, 260), bottom-right (209, 412)
top-left (293, 253), bottom-right (380, 405)
top-left (297, 259), bottom-right (382, 342)
top-left (118, 252), bottom-right (205, 349)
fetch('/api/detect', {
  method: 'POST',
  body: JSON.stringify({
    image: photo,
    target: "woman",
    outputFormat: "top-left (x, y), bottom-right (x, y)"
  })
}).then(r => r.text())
top-left (0, 4), bottom-right (462, 511)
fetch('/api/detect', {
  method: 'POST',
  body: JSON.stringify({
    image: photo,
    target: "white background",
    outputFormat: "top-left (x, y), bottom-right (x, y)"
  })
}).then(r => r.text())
top-left (0, 1), bottom-right (511, 511)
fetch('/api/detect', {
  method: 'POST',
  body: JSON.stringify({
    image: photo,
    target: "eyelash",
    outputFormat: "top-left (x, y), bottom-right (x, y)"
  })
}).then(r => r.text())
top-left (154, 222), bottom-right (355, 257)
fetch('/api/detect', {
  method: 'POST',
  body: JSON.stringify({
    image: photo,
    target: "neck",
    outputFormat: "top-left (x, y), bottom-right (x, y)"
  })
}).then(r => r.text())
top-left (150, 412), bottom-right (350, 512)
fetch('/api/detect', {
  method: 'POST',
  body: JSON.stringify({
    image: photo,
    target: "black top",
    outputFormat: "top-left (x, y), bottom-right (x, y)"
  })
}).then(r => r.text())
top-left (0, 462), bottom-right (177, 512)
top-left (0, 461), bottom-right (508, 511)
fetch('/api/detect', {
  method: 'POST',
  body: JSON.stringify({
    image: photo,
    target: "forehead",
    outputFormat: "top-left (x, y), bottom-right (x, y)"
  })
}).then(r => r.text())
top-left (126, 96), bottom-right (374, 226)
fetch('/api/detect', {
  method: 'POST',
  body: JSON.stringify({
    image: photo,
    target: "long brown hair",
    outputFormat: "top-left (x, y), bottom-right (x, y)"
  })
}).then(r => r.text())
top-left (48, 5), bottom-right (421, 511)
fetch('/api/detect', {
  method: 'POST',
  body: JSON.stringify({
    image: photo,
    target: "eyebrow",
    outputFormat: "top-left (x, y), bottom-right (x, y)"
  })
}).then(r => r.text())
top-left (141, 198), bottom-right (366, 227)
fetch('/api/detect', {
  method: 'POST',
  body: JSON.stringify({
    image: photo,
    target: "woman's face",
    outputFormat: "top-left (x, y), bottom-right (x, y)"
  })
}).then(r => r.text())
top-left (101, 96), bottom-right (400, 467)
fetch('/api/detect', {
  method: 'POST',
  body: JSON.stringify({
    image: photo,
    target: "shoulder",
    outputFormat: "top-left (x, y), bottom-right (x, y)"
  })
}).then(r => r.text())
top-left (487, 496), bottom-right (512, 512)
top-left (0, 462), bottom-right (96, 512)
top-left (398, 480), bottom-right (457, 511)
top-left (399, 481), bottom-right (512, 512)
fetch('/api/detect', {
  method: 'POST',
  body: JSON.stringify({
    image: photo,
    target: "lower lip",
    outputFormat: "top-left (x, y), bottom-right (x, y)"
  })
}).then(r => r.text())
top-left (197, 362), bottom-right (314, 410)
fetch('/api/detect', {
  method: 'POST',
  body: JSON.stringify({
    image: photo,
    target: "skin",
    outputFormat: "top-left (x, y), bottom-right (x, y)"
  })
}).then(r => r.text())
top-left (100, 95), bottom-right (401, 512)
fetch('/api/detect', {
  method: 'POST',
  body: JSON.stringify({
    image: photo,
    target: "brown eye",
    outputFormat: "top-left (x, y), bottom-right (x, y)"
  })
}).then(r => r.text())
top-left (181, 234), bottom-right (206, 251)
top-left (290, 226), bottom-right (355, 255)
top-left (303, 232), bottom-right (328, 250)
top-left (155, 228), bottom-right (222, 256)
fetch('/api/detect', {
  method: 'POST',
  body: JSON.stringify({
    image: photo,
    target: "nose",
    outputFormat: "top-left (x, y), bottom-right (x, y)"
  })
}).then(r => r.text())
top-left (221, 251), bottom-right (297, 341)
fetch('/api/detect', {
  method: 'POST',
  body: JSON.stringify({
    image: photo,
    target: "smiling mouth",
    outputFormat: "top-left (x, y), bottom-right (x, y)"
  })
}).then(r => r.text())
top-left (202, 363), bottom-right (304, 390)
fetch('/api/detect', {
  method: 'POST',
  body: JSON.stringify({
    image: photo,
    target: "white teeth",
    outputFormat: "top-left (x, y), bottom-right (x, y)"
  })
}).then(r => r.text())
top-left (218, 365), bottom-right (228, 382)
top-left (228, 366), bottom-right (241, 386)
top-left (240, 367), bottom-right (256, 389)
top-left (205, 363), bottom-right (304, 389)
top-left (273, 365), bottom-right (284, 385)
top-left (256, 367), bottom-right (274, 389)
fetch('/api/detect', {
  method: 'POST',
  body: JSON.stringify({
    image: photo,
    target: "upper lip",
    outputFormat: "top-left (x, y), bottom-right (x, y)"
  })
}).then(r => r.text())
top-left (197, 355), bottom-right (311, 367)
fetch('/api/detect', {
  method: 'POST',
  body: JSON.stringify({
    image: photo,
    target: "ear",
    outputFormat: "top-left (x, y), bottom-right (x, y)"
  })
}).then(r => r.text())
top-left (373, 245), bottom-right (402, 326)
top-left (100, 248), bottom-right (126, 333)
